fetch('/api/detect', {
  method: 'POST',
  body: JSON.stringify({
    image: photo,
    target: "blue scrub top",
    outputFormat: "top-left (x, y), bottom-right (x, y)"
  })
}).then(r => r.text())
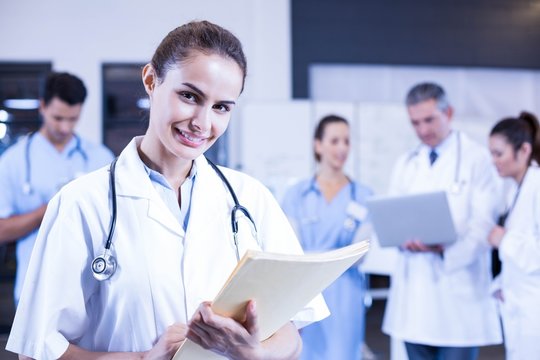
top-left (281, 177), bottom-right (373, 360)
top-left (281, 177), bottom-right (372, 251)
top-left (0, 132), bottom-right (114, 303)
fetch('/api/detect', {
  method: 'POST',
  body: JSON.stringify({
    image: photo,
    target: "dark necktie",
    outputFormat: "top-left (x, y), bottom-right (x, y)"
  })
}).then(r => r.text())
top-left (429, 149), bottom-right (438, 166)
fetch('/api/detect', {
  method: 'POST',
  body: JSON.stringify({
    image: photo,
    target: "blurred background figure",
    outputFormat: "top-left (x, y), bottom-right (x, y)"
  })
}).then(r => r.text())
top-left (382, 82), bottom-right (502, 360)
top-left (0, 71), bottom-right (114, 306)
top-left (488, 111), bottom-right (540, 360)
top-left (282, 114), bottom-right (373, 360)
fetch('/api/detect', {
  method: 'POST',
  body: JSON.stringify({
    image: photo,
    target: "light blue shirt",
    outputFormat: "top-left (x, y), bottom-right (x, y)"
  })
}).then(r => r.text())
top-left (0, 132), bottom-right (114, 303)
top-left (142, 162), bottom-right (196, 232)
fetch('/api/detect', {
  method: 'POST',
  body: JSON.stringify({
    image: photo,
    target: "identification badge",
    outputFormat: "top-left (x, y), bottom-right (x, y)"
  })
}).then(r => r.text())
top-left (346, 201), bottom-right (368, 222)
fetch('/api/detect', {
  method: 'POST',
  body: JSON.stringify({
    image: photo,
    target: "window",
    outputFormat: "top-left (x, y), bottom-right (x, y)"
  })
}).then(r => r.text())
top-left (0, 62), bottom-right (52, 155)
top-left (102, 63), bottom-right (148, 156)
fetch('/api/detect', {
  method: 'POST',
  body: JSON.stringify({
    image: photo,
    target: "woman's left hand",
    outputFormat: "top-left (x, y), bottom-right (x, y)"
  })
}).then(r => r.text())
top-left (187, 300), bottom-right (264, 360)
top-left (488, 225), bottom-right (506, 248)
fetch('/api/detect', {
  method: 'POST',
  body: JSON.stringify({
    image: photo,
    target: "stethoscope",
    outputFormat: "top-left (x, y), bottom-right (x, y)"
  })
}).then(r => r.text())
top-left (497, 169), bottom-right (527, 227)
top-left (91, 157), bottom-right (259, 281)
top-left (406, 131), bottom-right (463, 195)
top-left (22, 131), bottom-right (88, 195)
top-left (303, 177), bottom-right (362, 233)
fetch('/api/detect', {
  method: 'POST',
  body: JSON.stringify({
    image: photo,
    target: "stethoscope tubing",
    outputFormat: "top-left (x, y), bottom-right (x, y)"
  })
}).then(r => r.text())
top-left (93, 156), bottom-right (258, 279)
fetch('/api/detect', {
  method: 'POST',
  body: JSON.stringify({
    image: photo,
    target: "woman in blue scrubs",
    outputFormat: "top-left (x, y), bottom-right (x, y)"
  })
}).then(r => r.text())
top-left (281, 114), bottom-right (373, 360)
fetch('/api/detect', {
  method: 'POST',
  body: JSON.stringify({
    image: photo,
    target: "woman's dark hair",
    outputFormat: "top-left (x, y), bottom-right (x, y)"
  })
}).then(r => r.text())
top-left (151, 20), bottom-right (247, 91)
top-left (490, 111), bottom-right (540, 165)
top-left (313, 114), bottom-right (349, 162)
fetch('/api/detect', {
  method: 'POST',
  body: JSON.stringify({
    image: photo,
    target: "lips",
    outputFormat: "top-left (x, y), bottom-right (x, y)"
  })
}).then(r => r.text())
top-left (175, 128), bottom-right (207, 148)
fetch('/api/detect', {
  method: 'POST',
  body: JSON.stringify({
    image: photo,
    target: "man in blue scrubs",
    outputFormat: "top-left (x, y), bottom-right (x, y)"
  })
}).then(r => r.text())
top-left (0, 72), bottom-right (114, 304)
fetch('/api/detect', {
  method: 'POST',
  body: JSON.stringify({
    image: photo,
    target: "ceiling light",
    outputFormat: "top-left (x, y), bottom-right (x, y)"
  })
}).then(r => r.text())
top-left (0, 110), bottom-right (9, 122)
top-left (4, 99), bottom-right (40, 110)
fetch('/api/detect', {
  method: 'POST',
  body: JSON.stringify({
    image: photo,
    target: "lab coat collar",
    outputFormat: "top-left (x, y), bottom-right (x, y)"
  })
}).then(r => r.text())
top-left (114, 137), bottom-right (219, 236)
top-left (419, 130), bottom-right (457, 157)
top-left (114, 137), bottom-right (186, 236)
top-left (114, 137), bottom-right (156, 199)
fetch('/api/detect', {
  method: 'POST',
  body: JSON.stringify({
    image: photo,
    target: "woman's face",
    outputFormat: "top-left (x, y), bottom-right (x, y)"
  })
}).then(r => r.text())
top-left (489, 134), bottom-right (529, 179)
top-left (315, 122), bottom-right (350, 170)
top-left (143, 52), bottom-right (243, 162)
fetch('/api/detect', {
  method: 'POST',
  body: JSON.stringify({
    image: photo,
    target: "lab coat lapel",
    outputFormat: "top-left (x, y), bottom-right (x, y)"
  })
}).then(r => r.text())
top-left (114, 137), bottom-right (184, 236)
top-left (182, 156), bottom-right (238, 317)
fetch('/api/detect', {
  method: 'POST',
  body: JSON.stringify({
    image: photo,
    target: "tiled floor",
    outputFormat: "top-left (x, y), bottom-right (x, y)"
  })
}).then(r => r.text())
top-left (0, 282), bottom-right (505, 360)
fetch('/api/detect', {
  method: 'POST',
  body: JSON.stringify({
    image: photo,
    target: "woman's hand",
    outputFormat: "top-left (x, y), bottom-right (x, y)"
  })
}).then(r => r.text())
top-left (143, 323), bottom-right (188, 360)
top-left (488, 226), bottom-right (506, 249)
top-left (187, 300), bottom-right (264, 360)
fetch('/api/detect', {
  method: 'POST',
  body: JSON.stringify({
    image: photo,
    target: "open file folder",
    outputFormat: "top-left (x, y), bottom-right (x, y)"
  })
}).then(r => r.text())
top-left (173, 240), bottom-right (370, 359)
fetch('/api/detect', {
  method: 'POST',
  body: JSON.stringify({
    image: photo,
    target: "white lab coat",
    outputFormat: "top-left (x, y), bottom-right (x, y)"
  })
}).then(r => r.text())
top-left (6, 137), bottom-right (328, 359)
top-left (382, 131), bottom-right (502, 346)
top-left (496, 166), bottom-right (540, 359)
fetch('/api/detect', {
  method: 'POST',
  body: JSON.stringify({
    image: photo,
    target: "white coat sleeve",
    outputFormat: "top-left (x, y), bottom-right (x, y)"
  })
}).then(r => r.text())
top-left (442, 152), bottom-right (499, 273)
top-left (6, 191), bottom-right (99, 359)
top-left (499, 188), bottom-right (540, 274)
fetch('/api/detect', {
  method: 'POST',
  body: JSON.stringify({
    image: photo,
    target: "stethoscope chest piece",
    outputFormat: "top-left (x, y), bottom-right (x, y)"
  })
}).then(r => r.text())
top-left (91, 252), bottom-right (117, 281)
top-left (22, 182), bottom-right (32, 195)
top-left (450, 182), bottom-right (462, 195)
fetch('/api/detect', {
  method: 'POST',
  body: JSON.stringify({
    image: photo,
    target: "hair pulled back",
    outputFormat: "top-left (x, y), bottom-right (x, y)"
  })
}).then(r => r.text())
top-left (490, 111), bottom-right (540, 165)
top-left (151, 20), bottom-right (247, 91)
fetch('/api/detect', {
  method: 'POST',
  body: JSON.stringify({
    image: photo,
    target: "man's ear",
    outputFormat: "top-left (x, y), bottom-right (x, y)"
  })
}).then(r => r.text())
top-left (38, 99), bottom-right (46, 115)
top-left (446, 105), bottom-right (454, 120)
top-left (142, 64), bottom-right (156, 95)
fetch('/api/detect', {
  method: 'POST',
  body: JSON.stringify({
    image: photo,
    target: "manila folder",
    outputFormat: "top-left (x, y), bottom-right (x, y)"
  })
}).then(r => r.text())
top-left (173, 239), bottom-right (370, 360)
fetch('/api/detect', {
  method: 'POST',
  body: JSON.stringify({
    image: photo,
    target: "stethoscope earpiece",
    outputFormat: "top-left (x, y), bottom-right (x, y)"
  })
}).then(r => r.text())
top-left (91, 252), bottom-right (117, 281)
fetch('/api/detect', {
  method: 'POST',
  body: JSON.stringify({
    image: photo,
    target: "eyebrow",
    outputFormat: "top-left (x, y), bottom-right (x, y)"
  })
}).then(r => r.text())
top-left (183, 82), bottom-right (236, 105)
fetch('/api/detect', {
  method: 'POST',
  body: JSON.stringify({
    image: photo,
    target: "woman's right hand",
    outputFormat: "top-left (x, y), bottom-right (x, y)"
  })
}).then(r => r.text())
top-left (143, 323), bottom-right (188, 360)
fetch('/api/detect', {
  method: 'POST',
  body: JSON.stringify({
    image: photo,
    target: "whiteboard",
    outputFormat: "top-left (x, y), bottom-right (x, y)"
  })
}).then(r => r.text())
top-left (240, 101), bottom-right (312, 203)
top-left (357, 102), bottom-right (418, 195)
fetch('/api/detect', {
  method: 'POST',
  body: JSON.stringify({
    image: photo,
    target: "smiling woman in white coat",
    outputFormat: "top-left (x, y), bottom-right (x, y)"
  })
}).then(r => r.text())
top-left (6, 20), bottom-right (328, 360)
top-left (382, 82), bottom-right (502, 360)
top-left (488, 111), bottom-right (540, 360)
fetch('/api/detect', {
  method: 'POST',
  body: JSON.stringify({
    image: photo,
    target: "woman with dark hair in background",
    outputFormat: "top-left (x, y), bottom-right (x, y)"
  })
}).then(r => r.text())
top-left (281, 115), bottom-right (373, 360)
top-left (488, 111), bottom-right (540, 359)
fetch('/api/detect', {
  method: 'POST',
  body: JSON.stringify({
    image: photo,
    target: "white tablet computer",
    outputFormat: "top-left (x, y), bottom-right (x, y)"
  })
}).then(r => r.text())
top-left (365, 191), bottom-right (457, 248)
